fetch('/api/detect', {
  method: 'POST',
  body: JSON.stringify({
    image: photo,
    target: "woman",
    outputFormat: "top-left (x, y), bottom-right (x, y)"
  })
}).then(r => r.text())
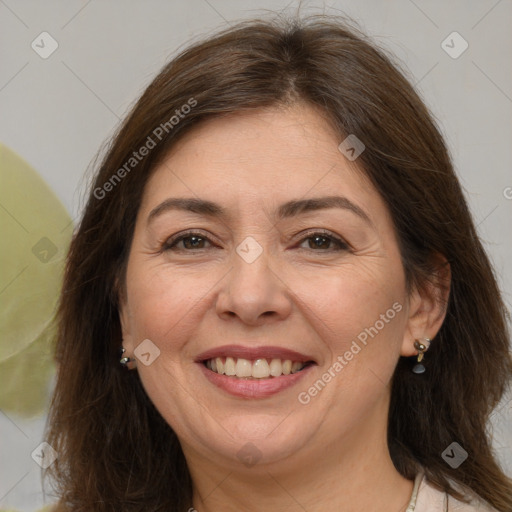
top-left (45, 15), bottom-right (512, 511)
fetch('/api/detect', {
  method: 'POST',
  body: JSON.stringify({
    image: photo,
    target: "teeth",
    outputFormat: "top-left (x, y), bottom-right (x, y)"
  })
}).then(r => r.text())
top-left (225, 357), bottom-right (236, 376)
top-left (291, 361), bottom-right (302, 373)
top-left (269, 358), bottom-right (282, 377)
top-left (235, 358), bottom-right (252, 377)
top-left (205, 357), bottom-right (308, 378)
top-left (252, 359), bottom-right (270, 378)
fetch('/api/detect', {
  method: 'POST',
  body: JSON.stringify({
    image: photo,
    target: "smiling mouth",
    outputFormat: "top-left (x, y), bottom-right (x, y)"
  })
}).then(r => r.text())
top-left (203, 357), bottom-right (315, 379)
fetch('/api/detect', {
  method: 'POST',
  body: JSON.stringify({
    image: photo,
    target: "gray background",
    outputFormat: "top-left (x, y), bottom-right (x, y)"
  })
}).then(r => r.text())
top-left (1, 0), bottom-right (511, 510)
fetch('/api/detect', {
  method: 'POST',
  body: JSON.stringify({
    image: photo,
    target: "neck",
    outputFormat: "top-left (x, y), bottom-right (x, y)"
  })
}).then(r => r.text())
top-left (185, 398), bottom-right (415, 512)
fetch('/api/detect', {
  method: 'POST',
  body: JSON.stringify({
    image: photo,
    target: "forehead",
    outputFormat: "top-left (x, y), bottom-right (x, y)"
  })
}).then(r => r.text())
top-left (140, 104), bottom-right (386, 224)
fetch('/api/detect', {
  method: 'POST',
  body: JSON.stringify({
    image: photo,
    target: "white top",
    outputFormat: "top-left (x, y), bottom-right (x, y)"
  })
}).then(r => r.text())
top-left (406, 471), bottom-right (498, 511)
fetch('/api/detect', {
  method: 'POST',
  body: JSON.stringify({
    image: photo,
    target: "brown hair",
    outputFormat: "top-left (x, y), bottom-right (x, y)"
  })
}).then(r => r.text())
top-left (45, 14), bottom-right (512, 511)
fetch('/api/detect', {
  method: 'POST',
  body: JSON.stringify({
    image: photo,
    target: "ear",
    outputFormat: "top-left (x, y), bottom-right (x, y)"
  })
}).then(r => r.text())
top-left (116, 276), bottom-right (136, 354)
top-left (400, 254), bottom-right (451, 357)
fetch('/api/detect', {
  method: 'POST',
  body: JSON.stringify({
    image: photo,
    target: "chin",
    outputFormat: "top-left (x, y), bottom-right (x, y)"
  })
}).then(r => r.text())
top-left (196, 415), bottom-right (316, 468)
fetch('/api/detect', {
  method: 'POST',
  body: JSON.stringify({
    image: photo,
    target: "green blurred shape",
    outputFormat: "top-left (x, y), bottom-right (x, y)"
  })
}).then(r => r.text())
top-left (0, 506), bottom-right (56, 512)
top-left (0, 143), bottom-right (73, 417)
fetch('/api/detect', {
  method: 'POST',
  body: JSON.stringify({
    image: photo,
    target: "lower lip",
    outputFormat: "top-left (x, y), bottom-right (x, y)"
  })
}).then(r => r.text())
top-left (198, 362), bottom-right (315, 399)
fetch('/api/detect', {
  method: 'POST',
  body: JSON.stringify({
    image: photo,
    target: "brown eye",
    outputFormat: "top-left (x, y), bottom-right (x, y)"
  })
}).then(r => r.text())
top-left (307, 235), bottom-right (332, 249)
top-left (298, 231), bottom-right (349, 252)
top-left (163, 232), bottom-right (213, 251)
top-left (180, 235), bottom-right (208, 249)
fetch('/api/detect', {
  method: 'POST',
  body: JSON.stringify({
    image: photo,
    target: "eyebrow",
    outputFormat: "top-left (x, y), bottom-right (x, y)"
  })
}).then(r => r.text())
top-left (147, 195), bottom-right (372, 226)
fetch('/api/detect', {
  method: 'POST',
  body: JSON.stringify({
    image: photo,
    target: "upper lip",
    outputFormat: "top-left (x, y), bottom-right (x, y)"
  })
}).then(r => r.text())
top-left (195, 344), bottom-right (317, 364)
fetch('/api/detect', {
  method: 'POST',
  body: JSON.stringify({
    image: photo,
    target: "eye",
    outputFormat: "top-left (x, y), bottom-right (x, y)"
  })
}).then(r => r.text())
top-left (161, 229), bottom-right (350, 253)
top-left (297, 230), bottom-right (350, 252)
top-left (162, 231), bottom-right (214, 251)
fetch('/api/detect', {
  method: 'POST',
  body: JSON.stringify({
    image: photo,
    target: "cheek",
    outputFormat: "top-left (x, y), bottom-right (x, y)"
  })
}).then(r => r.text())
top-left (124, 263), bottom-right (206, 349)
top-left (292, 260), bottom-right (405, 346)
top-left (331, 281), bottom-right (406, 389)
top-left (300, 268), bottom-right (406, 403)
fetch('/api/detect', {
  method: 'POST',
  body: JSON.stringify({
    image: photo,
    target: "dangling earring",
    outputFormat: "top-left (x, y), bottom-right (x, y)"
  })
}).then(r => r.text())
top-left (119, 347), bottom-right (135, 369)
top-left (412, 338), bottom-right (431, 374)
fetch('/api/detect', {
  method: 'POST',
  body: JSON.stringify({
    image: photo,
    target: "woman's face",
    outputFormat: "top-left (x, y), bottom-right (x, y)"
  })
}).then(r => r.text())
top-left (120, 103), bottom-right (423, 469)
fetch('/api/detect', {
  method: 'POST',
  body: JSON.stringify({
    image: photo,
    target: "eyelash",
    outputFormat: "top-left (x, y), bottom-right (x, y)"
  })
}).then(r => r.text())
top-left (161, 229), bottom-right (350, 253)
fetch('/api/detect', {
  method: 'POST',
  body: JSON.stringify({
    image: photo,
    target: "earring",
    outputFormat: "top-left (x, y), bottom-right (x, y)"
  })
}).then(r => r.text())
top-left (119, 347), bottom-right (135, 369)
top-left (412, 338), bottom-right (431, 374)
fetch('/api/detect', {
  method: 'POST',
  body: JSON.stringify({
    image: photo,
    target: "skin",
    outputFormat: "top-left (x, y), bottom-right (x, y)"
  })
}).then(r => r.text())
top-left (119, 102), bottom-right (449, 512)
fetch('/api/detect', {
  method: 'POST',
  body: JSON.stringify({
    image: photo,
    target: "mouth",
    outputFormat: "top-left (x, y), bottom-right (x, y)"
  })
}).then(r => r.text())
top-left (195, 345), bottom-right (317, 398)
top-left (203, 357), bottom-right (314, 378)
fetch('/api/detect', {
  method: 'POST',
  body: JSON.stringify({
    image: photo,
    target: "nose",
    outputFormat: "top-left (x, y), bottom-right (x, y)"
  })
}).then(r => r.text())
top-left (215, 243), bottom-right (293, 326)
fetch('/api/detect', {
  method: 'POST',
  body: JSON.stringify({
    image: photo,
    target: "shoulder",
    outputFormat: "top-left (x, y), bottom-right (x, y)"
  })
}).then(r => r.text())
top-left (413, 474), bottom-right (499, 512)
